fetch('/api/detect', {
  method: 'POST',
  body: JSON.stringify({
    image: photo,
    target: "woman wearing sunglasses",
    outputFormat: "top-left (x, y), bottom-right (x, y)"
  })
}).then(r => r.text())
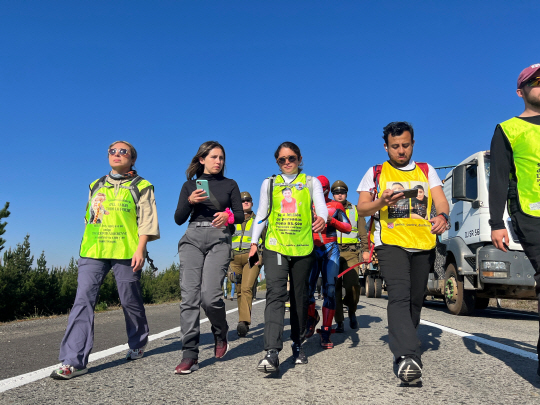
top-left (249, 141), bottom-right (327, 373)
top-left (51, 141), bottom-right (160, 380)
top-left (174, 141), bottom-right (243, 375)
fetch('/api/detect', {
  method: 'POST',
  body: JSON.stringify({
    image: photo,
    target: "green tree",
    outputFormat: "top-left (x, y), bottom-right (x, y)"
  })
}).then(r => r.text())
top-left (0, 202), bottom-right (10, 254)
top-left (59, 257), bottom-right (78, 310)
top-left (0, 234), bottom-right (33, 321)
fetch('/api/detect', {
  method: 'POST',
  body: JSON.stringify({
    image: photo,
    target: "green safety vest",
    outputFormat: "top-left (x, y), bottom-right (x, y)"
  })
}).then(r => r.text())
top-left (499, 117), bottom-right (540, 217)
top-left (79, 176), bottom-right (152, 259)
top-left (337, 204), bottom-right (358, 245)
top-left (232, 216), bottom-right (254, 251)
top-left (264, 173), bottom-right (314, 257)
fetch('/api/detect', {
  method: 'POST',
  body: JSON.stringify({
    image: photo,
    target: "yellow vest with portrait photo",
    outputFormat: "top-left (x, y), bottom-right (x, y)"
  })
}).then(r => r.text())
top-left (371, 161), bottom-right (436, 250)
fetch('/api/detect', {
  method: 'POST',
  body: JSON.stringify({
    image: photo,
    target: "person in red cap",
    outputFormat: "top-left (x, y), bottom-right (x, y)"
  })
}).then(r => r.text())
top-left (489, 63), bottom-right (540, 377)
top-left (305, 175), bottom-right (352, 349)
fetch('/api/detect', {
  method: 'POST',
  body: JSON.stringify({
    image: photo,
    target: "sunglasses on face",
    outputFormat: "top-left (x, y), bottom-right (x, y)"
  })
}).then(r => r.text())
top-left (108, 148), bottom-right (130, 156)
top-left (333, 191), bottom-right (347, 195)
top-left (526, 77), bottom-right (540, 87)
top-left (242, 199), bottom-right (252, 203)
top-left (276, 155), bottom-right (298, 165)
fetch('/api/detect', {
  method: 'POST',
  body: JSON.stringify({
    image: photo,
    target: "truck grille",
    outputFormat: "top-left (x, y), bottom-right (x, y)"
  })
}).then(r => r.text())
top-left (464, 256), bottom-right (476, 269)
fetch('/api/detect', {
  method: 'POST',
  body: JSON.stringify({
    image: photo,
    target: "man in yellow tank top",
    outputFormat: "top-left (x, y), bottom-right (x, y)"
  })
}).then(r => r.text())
top-left (357, 122), bottom-right (449, 385)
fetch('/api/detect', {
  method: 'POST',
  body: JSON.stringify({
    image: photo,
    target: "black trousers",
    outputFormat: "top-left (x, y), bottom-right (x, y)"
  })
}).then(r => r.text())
top-left (376, 245), bottom-right (435, 365)
top-left (510, 210), bottom-right (540, 358)
top-left (262, 248), bottom-right (315, 351)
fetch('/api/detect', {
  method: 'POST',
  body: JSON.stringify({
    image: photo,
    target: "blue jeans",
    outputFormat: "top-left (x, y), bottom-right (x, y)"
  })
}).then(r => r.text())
top-left (308, 242), bottom-right (340, 310)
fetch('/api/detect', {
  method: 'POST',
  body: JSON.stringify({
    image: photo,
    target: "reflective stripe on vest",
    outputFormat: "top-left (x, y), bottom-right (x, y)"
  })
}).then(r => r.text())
top-left (371, 161), bottom-right (435, 250)
top-left (499, 117), bottom-right (540, 217)
top-left (264, 173), bottom-right (314, 256)
top-left (79, 177), bottom-right (152, 259)
top-left (232, 217), bottom-right (254, 250)
top-left (337, 205), bottom-right (358, 244)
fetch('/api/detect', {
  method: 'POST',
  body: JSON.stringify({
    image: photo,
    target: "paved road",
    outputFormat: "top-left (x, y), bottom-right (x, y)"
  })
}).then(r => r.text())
top-left (0, 294), bottom-right (539, 404)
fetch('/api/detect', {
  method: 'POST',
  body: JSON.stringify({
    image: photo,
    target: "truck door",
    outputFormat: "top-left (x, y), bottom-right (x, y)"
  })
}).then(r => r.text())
top-left (453, 163), bottom-right (481, 244)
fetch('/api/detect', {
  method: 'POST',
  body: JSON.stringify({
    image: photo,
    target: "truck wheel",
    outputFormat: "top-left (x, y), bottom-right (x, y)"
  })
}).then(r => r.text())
top-left (444, 263), bottom-right (475, 315)
top-left (365, 274), bottom-right (375, 298)
top-left (475, 297), bottom-right (490, 310)
top-left (374, 278), bottom-right (383, 298)
top-left (359, 277), bottom-right (366, 296)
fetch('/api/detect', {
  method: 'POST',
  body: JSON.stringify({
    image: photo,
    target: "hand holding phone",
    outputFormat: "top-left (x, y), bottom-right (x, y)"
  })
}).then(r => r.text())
top-left (196, 180), bottom-right (210, 197)
top-left (391, 188), bottom-right (418, 199)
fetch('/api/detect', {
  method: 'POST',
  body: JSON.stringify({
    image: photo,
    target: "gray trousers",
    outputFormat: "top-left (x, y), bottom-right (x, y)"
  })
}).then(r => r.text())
top-left (59, 257), bottom-right (149, 369)
top-left (179, 222), bottom-right (231, 359)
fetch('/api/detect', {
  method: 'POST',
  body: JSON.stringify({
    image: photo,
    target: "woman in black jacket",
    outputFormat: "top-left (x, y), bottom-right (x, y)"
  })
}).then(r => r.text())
top-left (174, 141), bottom-right (243, 375)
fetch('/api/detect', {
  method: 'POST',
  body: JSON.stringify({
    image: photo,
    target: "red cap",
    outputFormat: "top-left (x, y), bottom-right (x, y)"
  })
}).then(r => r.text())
top-left (317, 175), bottom-right (330, 196)
top-left (517, 63), bottom-right (540, 89)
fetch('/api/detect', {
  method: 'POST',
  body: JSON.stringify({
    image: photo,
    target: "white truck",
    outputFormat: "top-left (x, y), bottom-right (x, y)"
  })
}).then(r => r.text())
top-left (425, 151), bottom-right (537, 315)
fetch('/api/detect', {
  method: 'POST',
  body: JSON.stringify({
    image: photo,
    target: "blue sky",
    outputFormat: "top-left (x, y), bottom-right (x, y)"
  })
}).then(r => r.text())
top-left (1, 1), bottom-right (539, 270)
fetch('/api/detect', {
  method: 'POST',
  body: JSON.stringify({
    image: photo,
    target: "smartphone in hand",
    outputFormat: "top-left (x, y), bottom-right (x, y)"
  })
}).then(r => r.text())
top-left (392, 188), bottom-right (418, 199)
top-left (249, 251), bottom-right (259, 268)
top-left (196, 180), bottom-right (210, 197)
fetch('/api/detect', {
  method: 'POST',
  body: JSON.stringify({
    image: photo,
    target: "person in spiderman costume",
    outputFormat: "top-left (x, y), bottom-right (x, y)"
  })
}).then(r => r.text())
top-left (306, 175), bottom-right (352, 349)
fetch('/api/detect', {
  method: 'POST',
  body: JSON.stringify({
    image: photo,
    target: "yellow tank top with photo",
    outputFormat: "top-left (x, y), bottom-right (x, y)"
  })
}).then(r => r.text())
top-left (371, 161), bottom-right (436, 250)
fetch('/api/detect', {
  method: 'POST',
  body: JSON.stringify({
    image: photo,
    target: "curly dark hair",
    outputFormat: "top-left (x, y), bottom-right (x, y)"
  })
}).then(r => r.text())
top-left (382, 122), bottom-right (414, 144)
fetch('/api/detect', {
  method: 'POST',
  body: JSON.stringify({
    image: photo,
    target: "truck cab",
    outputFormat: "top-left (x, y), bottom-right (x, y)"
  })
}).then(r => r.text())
top-left (426, 151), bottom-right (537, 315)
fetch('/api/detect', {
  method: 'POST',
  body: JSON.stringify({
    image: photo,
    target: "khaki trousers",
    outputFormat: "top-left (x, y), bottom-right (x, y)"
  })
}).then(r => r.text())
top-left (335, 248), bottom-right (361, 323)
top-left (229, 251), bottom-right (262, 324)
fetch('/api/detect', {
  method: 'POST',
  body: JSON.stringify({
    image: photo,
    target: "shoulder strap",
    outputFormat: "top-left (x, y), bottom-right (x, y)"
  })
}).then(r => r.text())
top-left (306, 175), bottom-right (314, 202)
top-left (416, 162), bottom-right (429, 179)
top-left (128, 176), bottom-right (144, 205)
top-left (258, 175), bottom-right (277, 224)
top-left (90, 176), bottom-right (108, 198)
top-left (372, 165), bottom-right (382, 197)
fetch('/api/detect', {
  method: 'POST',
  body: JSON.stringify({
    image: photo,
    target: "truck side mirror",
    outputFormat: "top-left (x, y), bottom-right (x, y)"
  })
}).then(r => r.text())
top-left (452, 165), bottom-right (469, 200)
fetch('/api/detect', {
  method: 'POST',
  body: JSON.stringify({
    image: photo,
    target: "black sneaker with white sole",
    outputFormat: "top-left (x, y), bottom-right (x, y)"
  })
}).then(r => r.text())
top-left (396, 356), bottom-right (422, 384)
top-left (257, 349), bottom-right (279, 373)
top-left (291, 342), bottom-right (308, 364)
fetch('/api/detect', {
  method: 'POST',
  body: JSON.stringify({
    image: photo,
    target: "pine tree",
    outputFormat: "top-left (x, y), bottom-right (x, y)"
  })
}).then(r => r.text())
top-left (0, 234), bottom-right (33, 321)
top-left (0, 202), bottom-right (10, 254)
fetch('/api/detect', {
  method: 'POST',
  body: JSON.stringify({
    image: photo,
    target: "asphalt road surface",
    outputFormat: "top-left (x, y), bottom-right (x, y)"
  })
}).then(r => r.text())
top-left (0, 293), bottom-right (539, 404)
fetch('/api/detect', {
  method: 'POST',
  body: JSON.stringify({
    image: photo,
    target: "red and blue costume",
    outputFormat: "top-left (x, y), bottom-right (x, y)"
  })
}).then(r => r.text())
top-left (306, 176), bottom-right (351, 349)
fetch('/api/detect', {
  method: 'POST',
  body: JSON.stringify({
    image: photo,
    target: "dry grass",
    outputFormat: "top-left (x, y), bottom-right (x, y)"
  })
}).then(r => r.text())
top-left (488, 298), bottom-right (538, 312)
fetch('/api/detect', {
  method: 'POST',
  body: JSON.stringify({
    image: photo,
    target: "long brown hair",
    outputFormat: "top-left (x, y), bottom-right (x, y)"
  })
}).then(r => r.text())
top-left (186, 141), bottom-right (226, 180)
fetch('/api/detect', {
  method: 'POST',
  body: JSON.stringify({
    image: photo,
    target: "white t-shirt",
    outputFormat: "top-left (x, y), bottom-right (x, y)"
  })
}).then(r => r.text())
top-left (251, 173), bottom-right (328, 244)
top-left (356, 161), bottom-right (442, 249)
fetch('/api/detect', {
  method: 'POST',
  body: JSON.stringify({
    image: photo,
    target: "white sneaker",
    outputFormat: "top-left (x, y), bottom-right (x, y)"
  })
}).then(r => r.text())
top-left (125, 343), bottom-right (147, 360)
top-left (50, 365), bottom-right (88, 380)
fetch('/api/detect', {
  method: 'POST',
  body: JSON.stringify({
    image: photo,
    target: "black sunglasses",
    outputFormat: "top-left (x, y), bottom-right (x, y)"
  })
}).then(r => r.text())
top-left (241, 199), bottom-right (252, 203)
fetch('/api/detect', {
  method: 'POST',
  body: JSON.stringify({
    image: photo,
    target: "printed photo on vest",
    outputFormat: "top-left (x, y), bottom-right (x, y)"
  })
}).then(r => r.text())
top-left (387, 181), bottom-right (410, 219)
top-left (410, 182), bottom-right (429, 219)
top-left (280, 187), bottom-right (298, 213)
top-left (90, 193), bottom-right (109, 224)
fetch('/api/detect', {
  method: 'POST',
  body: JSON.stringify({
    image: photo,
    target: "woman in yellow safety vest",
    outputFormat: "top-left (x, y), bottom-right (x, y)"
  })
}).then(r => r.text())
top-left (50, 141), bottom-right (160, 380)
top-left (249, 141), bottom-right (327, 373)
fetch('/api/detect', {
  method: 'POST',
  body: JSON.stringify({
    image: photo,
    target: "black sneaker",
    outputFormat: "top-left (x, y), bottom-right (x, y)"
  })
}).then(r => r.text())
top-left (335, 321), bottom-right (345, 333)
top-left (291, 342), bottom-right (308, 364)
top-left (237, 321), bottom-right (249, 337)
top-left (349, 313), bottom-right (358, 330)
top-left (396, 356), bottom-right (422, 384)
top-left (257, 349), bottom-right (280, 373)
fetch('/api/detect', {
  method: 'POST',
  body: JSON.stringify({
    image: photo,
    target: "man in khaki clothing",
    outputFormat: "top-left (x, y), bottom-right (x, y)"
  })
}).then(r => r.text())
top-left (331, 180), bottom-right (369, 332)
top-left (229, 191), bottom-right (263, 337)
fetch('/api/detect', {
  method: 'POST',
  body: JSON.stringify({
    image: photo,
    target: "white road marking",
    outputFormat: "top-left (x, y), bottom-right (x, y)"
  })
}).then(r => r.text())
top-left (420, 319), bottom-right (538, 361)
top-left (0, 299), bottom-right (266, 393)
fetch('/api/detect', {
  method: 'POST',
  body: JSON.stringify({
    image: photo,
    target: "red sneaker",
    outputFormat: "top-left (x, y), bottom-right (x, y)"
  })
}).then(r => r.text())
top-left (174, 358), bottom-right (199, 374)
top-left (214, 335), bottom-right (229, 359)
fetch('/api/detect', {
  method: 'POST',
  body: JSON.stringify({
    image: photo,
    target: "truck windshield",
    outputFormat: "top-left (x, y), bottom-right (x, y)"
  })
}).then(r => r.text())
top-left (484, 156), bottom-right (490, 191)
